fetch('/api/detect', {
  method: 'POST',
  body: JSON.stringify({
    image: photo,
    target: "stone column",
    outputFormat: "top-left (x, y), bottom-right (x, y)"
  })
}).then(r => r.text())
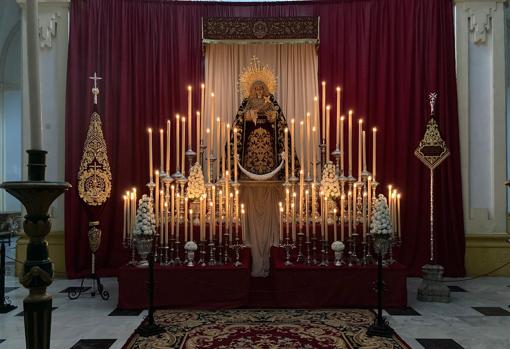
top-left (455, 0), bottom-right (509, 274)
top-left (17, 0), bottom-right (70, 275)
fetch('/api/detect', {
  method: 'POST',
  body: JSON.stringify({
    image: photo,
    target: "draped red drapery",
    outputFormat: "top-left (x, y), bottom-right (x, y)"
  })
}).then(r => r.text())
top-left (65, 0), bottom-right (464, 278)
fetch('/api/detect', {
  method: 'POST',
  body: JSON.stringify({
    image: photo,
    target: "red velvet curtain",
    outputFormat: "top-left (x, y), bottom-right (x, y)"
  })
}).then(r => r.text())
top-left (65, 0), bottom-right (464, 278)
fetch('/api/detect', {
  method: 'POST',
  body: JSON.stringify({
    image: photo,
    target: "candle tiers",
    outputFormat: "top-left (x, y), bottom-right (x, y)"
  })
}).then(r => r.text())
top-left (296, 233), bottom-right (305, 263)
top-left (281, 238), bottom-right (295, 266)
top-left (199, 240), bottom-right (207, 267)
top-left (231, 238), bottom-right (244, 267)
top-left (208, 241), bottom-right (217, 266)
top-left (1, 150), bottom-right (70, 349)
top-left (331, 148), bottom-right (341, 177)
top-left (305, 240), bottom-right (312, 265)
top-left (223, 232), bottom-right (230, 264)
top-left (186, 149), bottom-right (197, 173)
top-left (311, 237), bottom-right (318, 265)
top-left (127, 238), bottom-right (137, 266)
top-left (348, 233), bottom-right (360, 266)
top-left (318, 239), bottom-right (329, 266)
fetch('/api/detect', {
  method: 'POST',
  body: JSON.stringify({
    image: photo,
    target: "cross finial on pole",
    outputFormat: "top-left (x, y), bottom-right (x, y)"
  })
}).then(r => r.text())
top-left (89, 72), bottom-right (102, 105)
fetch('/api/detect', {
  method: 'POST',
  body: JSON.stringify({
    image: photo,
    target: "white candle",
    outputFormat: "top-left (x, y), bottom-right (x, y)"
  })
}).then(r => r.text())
top-left (155, 170), bottom-right (160, 225)
top-left (324, 196), bottom-right (328, 242)
top-left (181, 117), bottom-right (186, 174)
top-left (184, 197), bottom-right (188, 241)
top-left (159, 129), bottom-right (164, 172)
top-left (311, 184), bottom-right (316, 239)
top-left (148, 128), bottom-right (153, 182)
top-left (27, 0), bottom-right (42, 150)
top-left (175, 115), bottom-right (180, 172)
top-left (333, 208), bottom-right (337, 241)
top-left (227, 124), bottom-right (231, 180)
top-left (362, 130), bottom-right (367, 172)
top-left (171, 185), bottom-right (175, 238)
top-left (336, 87), bottom-right (341, 150)
top-left (348, 110), bottom-right (353, 177)
top-left (285, 188), bottom-right (290, 240)
top-left (164, 188), bottom-right (169, 246)
top-left (176, 193), bottom-right (180, 242)
top-left (292, 192), bottom-right (296, 242)
top-left (367, 177), bottom-right (372, 235)
top-left (397, 193), bottom-right (401, 238)
top-left (340, 194), bottom-right (345, 241)
top-left (372, 127), bottom-right (377, 181)
top-left (300, 120), bottom-right (304, 177)
top-left (291, 119), bottom-right (295, 178)
top-left (212, 185), bottom-right (216, 241)
top-left (284, 128), bottom-right (289, 182)
top-left (313, 96), bottom-right (319, 141)
top-left (358, 119), bottom-right (363, 181)
top-left (348, 191), bottom-right (352, 238)
top-left (388, 185), bottom-right (392, 215)
top-left (216, 117), bottom-right (221, 179)
top-left (321, 81), bottom-right (326, 141)
top-left (219, 190), bottom-right (223, 243)
top-left (279, 204), bottom-right (283, 242)
top-left (312, 127), bottom-right (317, 181)
top-left (190, 209), bottom-right (194, 241)
top-left (206, 128), bottom-right (211, 182)
top-left (305, 189), bottom-right (309, 241)
top-left (159, 193), bottom-right (164, 244)
top-left (362, 190), bottom-right (367, 242)
top-left (233, 128), bottom-right (238, 182)
top-left (306, 112), bottom-right (311, 179)
top-left (326, 105), bottom-right (331, 161)
top-left (166, 120), bottom-right (171, 174)
top-left (340, 116), bottom-right (345, 174)
top-left (187, 86), bottom-right (192, 149)
top-left (196, 111), bottom-right (201, 156)
top-left (201, 83), bottom-right (205, 126)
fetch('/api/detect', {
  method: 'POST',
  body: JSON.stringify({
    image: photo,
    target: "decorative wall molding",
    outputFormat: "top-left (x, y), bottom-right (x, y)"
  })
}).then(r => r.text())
top-left (39, 11), bottom-right (60, 48)
top-left (466, 4), bottom-right (495, 45)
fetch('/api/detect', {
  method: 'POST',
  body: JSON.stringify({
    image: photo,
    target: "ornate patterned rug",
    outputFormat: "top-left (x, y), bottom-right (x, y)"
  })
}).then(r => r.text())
top-left (123, 309), bottom-right (410, 349)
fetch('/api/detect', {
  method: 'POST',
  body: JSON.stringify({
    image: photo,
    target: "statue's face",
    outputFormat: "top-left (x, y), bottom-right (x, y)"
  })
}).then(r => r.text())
top-left (255, 84), bottom-right (264, 98)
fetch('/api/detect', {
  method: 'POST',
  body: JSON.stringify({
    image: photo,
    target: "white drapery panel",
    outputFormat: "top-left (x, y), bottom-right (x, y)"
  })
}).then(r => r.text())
top-left (204, 43), bottom-right (318, 277)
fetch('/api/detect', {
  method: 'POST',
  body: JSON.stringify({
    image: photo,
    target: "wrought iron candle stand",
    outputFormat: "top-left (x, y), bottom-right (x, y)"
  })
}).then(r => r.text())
top-left (367, 234), bottom-right (394, 338)
top-left (1, 150), bottom-right (70, 349)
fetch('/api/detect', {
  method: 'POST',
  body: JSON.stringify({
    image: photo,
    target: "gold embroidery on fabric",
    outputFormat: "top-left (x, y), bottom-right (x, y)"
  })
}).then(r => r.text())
top-left (244, 128), bottom-right (275, 174)
top-left (78, 112), bottom-right (112, 205)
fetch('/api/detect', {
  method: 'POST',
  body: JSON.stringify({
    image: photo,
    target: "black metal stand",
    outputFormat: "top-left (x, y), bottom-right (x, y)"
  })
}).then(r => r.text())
top-left (67, 273), bottom-right (110, 300)
top-left (367, 252), bottom-right (394, 338)
top-left (0, 239), bottom-right (16, 313)
top-left (136, 250), bottom-right (165, 337)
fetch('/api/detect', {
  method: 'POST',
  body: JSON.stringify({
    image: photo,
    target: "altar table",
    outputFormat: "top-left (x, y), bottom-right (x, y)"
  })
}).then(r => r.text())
top-left (269, 247), bottom-right (408, 308)
top-left (118, 248), bottom-right (251, 309)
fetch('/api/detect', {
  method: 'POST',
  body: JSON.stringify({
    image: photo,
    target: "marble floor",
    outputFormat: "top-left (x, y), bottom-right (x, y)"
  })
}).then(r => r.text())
top-left (1, 268), bottom-right (510, 349)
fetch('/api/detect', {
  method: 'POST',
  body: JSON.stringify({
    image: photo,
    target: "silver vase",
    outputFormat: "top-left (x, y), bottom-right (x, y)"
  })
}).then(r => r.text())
top-left (135, 237), bottom-right (153, 267)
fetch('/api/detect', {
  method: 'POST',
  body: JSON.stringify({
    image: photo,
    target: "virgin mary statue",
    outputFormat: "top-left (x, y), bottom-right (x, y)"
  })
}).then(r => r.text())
top-left (231, 57), bottom-right (298, 180)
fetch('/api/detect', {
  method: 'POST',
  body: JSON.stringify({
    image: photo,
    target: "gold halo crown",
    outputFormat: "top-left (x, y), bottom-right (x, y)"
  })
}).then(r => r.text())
top-left (239, 56), bottom-right (277, 98)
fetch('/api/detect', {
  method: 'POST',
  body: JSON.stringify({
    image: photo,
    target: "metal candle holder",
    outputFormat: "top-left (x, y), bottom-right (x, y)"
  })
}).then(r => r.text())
top-left (296, 233), bottom-right (305, 263)
top-left (305, 240), bottom-right (312, 265)
top-left (208, 240), bottom-right (217, 266)
top-left (319, 239), bottom-right (329, 266)
top-left (199, 240), bottom-right (207, 267)
top-left (348, 233), bottom-right (360, 266)
top-left (231, 237), bottom-right (244, 267)
top-left (281, 237), bottom-right (294, 266)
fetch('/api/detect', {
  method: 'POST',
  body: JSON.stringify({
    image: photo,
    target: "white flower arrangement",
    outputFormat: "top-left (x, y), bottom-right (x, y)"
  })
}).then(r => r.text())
top-left (320, 162), bottom-right (340, 199)
top-left (184, 240), bottom-right (198, 251)
top-left (370, 194), bottom-right (393, 236)
top-left (133, 194), bottom-right (156, 238)
top-left (331, 241), bottom-right (345, 252)
top-left (187, 162), bottom-right (206, 201)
